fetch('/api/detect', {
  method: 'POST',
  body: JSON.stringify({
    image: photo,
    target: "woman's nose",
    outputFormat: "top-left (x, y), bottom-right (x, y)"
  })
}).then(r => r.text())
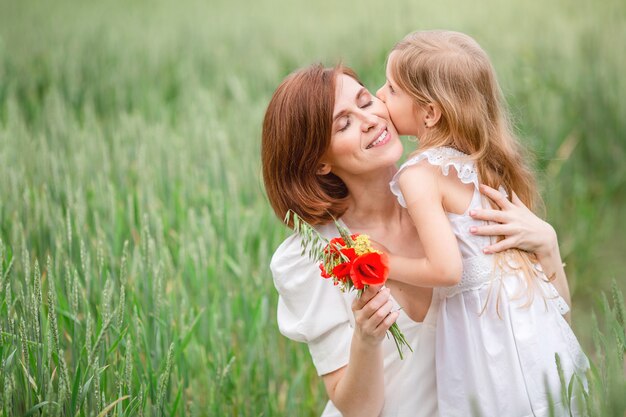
top-left (360, 111), bottom-right (378, 131)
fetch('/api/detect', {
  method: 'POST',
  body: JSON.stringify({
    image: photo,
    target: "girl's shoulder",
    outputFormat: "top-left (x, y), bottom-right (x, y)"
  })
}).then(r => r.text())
top-left (390, 147), bottom-right (479, 207)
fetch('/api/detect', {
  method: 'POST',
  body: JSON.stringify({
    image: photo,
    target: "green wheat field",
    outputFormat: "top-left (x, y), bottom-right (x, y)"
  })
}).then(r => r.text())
top-left (0, 0), bottom-right (625, 415)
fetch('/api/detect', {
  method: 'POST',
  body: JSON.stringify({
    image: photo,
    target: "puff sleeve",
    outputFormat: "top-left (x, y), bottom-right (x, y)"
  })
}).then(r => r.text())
top-left (270, 226), bottom-right (355, 376)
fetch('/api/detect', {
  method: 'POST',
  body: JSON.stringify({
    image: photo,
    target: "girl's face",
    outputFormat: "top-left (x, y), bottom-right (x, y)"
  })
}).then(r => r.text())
top-left (322, 74), bottom-right (403, 178)
top-left (376, 52), bottom-right (426, 137)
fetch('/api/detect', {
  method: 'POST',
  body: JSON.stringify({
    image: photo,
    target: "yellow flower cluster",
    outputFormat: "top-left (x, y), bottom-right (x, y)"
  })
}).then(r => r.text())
top-left (353, 234), bottom-right (381, 256)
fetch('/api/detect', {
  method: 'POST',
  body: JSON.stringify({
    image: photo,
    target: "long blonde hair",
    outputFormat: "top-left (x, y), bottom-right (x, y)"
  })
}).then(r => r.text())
top-left (390, 30), bottom-right (547, 298)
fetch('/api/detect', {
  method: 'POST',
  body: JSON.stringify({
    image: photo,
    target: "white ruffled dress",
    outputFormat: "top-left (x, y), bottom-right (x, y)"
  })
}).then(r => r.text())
top-left (390, 147), bottom-right (589, 417)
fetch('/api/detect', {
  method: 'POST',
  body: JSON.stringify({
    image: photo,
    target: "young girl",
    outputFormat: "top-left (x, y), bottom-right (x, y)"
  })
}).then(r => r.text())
top-left (376, 30), bottom-right (589, 416)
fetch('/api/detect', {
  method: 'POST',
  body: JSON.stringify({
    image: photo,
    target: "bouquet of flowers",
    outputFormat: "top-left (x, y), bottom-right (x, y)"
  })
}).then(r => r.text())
top-left (286, 211), bottom-right (412, 359)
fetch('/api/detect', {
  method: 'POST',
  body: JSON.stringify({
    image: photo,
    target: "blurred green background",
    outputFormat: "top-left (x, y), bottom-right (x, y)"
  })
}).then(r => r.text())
top-left (0, 0), bottom-right (624, 415)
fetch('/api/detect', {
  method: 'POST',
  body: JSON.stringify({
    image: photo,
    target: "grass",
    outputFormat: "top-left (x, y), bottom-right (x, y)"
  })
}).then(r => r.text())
top-left (0, 0), bottom-right (624, 415)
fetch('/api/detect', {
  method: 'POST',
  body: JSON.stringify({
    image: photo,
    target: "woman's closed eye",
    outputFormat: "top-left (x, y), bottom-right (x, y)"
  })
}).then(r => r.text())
top-left (357, 91), bottom-right (374, 109)
top-left (339, 117), bottom-right (351, 132)
top-left (338, 93), bottom-right (373, 131)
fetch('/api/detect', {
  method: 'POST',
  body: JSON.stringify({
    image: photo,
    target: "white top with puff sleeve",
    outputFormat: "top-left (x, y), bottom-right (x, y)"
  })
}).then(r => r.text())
top-left (271, 222), bottom-right (439, 417)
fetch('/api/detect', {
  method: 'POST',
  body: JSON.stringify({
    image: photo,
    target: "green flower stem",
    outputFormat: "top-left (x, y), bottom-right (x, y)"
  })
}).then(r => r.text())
top-left (389, 323), bottom-right (413, 361)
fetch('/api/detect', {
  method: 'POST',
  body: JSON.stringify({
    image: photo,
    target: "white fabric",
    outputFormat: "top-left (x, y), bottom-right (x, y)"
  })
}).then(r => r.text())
top-left (271, 222), bottom-right (439, 417)
top-left (390, 147), bottom-right (589, 417)
top-left (390, 146), bottom-right (480, 209)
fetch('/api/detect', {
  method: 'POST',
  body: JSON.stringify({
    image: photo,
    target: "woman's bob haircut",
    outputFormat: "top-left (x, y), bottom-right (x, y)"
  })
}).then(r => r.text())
top-left (262, 64), bottom-right (361, 227)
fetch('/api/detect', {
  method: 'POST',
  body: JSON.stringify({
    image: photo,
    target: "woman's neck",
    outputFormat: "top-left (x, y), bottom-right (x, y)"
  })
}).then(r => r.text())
top-left (340, 166), bottom-right (403, 230)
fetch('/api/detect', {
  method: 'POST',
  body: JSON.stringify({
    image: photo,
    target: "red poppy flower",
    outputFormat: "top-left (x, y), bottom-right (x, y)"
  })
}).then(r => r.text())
top-left (324, 237), bottom-right (346, 256)
top-left (319, 263), bottom-right (331, 279)
top-left (339, 247), bottom-right (357, 262)
top-left (350, 252), bottom-right (389, 287)
top-left (331, 248), bottom-right (357, 280)
top-left (332, 262), bottom-right (352, 280)
top-left (351, 270), bottom-right (364, 290)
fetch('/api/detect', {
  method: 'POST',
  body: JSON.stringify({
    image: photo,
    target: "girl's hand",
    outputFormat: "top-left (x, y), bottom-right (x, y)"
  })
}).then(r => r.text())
top-left (469, 184), bottom-right (558, 257)
top-left (351, 286), bottom-right (398, 346)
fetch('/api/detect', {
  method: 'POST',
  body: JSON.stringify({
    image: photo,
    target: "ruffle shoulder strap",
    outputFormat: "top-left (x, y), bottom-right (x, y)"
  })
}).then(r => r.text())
top-left (389, 147), bottom-right (479, 208)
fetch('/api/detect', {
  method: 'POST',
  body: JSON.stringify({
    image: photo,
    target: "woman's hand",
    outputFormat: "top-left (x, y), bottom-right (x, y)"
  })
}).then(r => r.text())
top-left (351, 285), bottom-right (398, 345)
top-left (469, 184), bottom-right (558, 257)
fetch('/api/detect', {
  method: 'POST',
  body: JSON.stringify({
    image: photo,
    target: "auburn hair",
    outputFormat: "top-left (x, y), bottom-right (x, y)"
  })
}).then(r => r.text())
top-left (390, 30), bottom-right (547, 298)
top-left (262, 64), bottom-right (360, 227)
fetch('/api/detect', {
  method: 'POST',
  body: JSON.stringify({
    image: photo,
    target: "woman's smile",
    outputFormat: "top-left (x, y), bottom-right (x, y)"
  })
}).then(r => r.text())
top-left (366, 127), bottom-right (390, 149)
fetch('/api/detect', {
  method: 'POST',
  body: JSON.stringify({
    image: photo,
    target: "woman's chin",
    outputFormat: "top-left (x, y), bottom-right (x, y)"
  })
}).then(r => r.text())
top-left (384, 140), bottom-right (404, 166)
top-left (369, 147), bottom-right (404, 173)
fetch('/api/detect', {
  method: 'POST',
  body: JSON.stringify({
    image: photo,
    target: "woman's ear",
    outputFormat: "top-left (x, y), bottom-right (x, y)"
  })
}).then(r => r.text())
top-left (317, 162), bottom-right (331, 175)
top-left (424, 103), bottom-right (442, 128)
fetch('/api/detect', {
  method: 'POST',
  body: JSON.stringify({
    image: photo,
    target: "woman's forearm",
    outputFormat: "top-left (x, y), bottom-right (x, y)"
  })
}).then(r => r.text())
top-left (325, 337), bottom-right (386, 417)
top-left (534, 232), bottom-right (572, 321)
top-left (323, 286), bottom-right (398, 416)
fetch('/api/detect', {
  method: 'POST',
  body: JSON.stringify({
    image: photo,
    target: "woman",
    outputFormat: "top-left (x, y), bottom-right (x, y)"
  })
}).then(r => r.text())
top-left (262, 64), bottom-right (570, 417)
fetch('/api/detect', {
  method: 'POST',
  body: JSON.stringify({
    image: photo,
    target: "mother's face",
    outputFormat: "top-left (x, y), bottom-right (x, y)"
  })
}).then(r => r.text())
top-left (319, 74), bottom-right (403, 179)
